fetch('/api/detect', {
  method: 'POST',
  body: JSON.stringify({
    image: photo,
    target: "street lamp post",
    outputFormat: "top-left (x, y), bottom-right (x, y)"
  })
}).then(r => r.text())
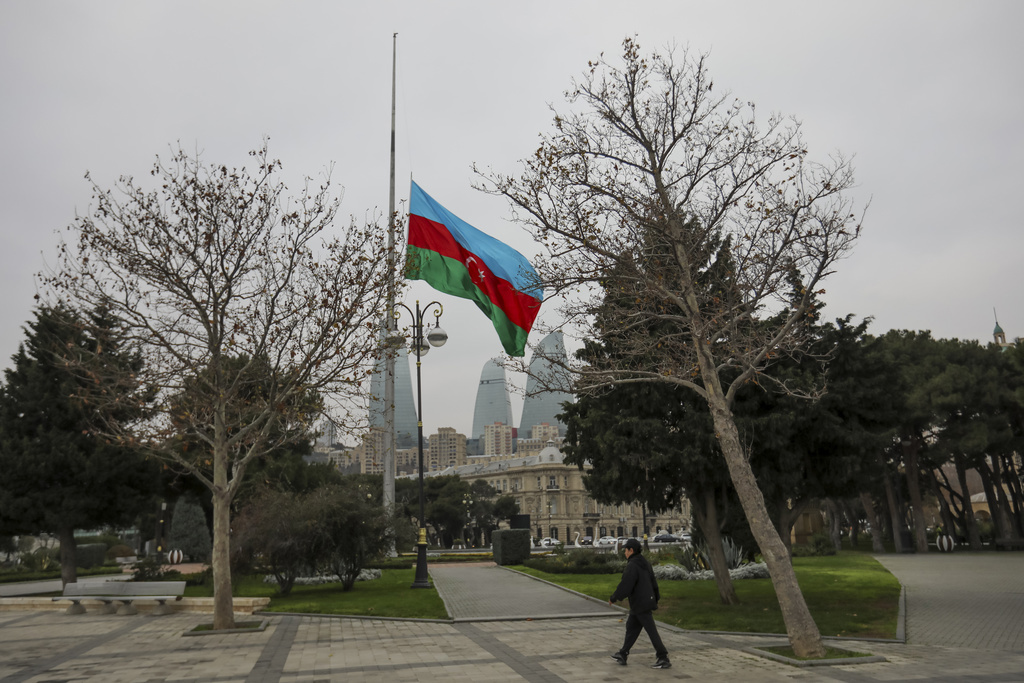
top-left (393, 300), bottom-right (447, 589)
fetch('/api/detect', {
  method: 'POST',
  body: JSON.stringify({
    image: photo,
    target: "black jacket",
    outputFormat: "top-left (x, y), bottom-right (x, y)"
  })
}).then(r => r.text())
top-left (610, 552), bottom-right (660, 613)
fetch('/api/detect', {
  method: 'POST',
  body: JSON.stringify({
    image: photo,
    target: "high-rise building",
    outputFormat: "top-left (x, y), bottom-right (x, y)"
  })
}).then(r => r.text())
top-left (483, 422), bottom-right (515, 456)
top-left (470, 358), bottom-right (513, 441)
top-left (428, 427), bottom-right (467, 471)
top-left (368, 341), bottom-right (418, 448)
top-left (519, 331), bottom-right (573, 437)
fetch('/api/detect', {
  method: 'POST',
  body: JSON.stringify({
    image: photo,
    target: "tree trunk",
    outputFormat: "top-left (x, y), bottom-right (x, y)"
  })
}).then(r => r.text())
top-left (978, 463), bottom-right (1008, 541)
top-left (211, 487), bottom-right (236, 630)
top-left (691, 489), bottom-right (738, 605)
top-left (929, 469), bottom-right (957, 540)
top-left (902, 439), bottom-right (929, 553)
top-left (954, 454), bottom-right (983, 550)
top-left (706, 395), bottom-right (825, 658)
top-left (824, 500), bottom-right (843, 551)
top-left (990, 457), bottom-right (1020, 540)
top-left (845, 500), bottom-right (860, 549)
top-left (1003, 456), bottom-right (1024, 536)
top-left (776, 498), bottom-right (809, 556)
top-left (881, 459), bottom-right (905, 553)
top-left (58, 526), bottom-right (77, 588)
top-left (859, 492), bottom-right (886, 553)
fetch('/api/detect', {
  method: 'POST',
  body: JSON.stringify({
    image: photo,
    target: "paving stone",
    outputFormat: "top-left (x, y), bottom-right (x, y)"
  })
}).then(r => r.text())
top-left (1, 554), bottom-right (1023, 682)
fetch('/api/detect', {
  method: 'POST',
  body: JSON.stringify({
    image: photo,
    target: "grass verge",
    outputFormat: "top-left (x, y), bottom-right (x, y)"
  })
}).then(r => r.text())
top-left (184, 569), bottom-right (449, 620)
top-left (514, 552), bottom-right (900, 639)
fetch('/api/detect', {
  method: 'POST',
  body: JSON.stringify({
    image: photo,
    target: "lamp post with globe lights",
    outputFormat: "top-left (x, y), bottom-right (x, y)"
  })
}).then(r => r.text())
top-left (391, 300), bottom-right (447, 588)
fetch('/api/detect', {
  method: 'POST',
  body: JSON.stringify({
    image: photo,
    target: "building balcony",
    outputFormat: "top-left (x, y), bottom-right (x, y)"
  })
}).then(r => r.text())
top-left (546, 485), bottom-right (560, 491)
top-left (582, 512), bottom-right (600, 518)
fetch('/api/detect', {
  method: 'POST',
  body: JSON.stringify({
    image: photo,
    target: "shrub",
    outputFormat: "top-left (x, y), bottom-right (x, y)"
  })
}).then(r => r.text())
top-left (168, 495), bottom-right (212, 562)
top-left (106, 544), bottom-right (135, 561)
top-left (492, 529), bottom-right (530, 566)
top-left (792, 532), bottom-right (837, 557)
top-left (20, 547), bottom-right (59, 572)
top-left (523, 550), bottom-right (625, 575)
top-left (131, 556), bottom-right (181, 581)
top-left (674, 544), bottom-right (710, 572)
top-left (76, 533), bottom-right (123, 549)
top-left (76, 543), bottom-right (107, 569)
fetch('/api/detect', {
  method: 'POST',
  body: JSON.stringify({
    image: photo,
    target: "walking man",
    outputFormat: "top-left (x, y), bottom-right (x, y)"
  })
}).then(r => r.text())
top-left (608, 538), bottom-right (671, 669)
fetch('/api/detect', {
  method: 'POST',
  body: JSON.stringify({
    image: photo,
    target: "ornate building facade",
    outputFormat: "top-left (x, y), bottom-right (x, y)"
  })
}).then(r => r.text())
top-left (430, 443), bottom-right (690, 542)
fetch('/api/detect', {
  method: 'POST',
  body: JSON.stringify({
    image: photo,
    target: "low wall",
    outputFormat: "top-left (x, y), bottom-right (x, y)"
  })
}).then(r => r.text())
top-left (0, 596), bottom-right (270, 615)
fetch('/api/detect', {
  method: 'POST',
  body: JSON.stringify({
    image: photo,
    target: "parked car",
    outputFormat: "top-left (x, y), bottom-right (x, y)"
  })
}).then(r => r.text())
top-left (539, 537), bottom-right (562, 547)
top-left (595, 536), bottom-right (618, 547)
top-left (652, 533), bottom-right (679, 543)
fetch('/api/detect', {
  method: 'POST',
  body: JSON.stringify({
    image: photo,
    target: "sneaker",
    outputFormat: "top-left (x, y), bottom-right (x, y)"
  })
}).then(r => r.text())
top-left (610, 652), bottom-right (628, 665)
top-left (651, 657), bottom-right (672, 669)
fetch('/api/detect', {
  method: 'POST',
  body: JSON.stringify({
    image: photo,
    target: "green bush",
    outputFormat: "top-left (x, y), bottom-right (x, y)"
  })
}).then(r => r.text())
top-left (168, 495), bottom-right (212, 562)
top-left (19, 547), bottom-right (59, 572)
top-left (106, 544), bottom-right (135, 560)
top-left (792, 532), bottom-right (837, 557)
top-left (76, 543), bottom-right (107, 569)
top-left (523, 550), bottom-right (625, 574)
top-left (492, 529), bottom-right (530, 565)
top-left (674, 544), bottom-right (710, 572)
top-left (76, 533), bottom-right (123, 549)
top-left (131, 556), bottom-right (182, 581)
top-left (365, 558), bottom-right (414, 570)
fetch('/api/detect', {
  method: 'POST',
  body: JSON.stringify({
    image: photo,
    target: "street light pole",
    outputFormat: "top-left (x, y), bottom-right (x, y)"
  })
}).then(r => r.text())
top-left (393, 300), bottom-right (447, 589)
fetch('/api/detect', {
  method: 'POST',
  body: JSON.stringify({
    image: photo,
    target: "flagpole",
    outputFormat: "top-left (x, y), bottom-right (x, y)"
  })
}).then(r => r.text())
top-left (382, 32), bottom-right (398, 556)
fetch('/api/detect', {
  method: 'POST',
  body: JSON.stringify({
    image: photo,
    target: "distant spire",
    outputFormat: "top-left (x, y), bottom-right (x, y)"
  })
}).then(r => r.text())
top-left (993, 308), bottom-right (1007, 346)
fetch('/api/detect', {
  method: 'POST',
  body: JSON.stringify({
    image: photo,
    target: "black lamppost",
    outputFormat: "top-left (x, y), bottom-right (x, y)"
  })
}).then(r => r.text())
top-left (393, 300), bottom-right (447, 589)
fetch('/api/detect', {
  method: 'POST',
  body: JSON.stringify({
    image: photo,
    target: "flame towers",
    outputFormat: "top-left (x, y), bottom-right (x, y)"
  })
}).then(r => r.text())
top-left (470, 358), bottom-right (513, 441)
top-left (518, 331), bottom-right (572, 437)
top-left (368, 345), bottom-right (418, 448)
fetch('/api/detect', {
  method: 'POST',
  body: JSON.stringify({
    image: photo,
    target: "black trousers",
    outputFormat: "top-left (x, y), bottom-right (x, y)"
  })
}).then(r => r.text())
top-left (620, 610), bottom-right (668, 659)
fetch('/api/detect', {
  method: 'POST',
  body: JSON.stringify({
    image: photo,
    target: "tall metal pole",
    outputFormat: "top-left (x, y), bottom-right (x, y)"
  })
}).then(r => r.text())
top-left (395, 299), bottom-right (445, 589)
top-left (412, 302), bottom-right (430, 588)
top-left (382, 33), bottom-right (398, 555)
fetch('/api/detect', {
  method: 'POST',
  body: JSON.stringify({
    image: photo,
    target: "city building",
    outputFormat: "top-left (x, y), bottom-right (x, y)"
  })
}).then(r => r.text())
top-left (519, 331), bottom-right (573, 438)
top-left (368, 340), bottom-right (419, 449)
top-left (427, 427), bottom-right (467, 471)
top-left (346, 427), bottom-right (419, 475)
top-left (470, 358), bottom-right (514, 442)
top-left (483, 422), bottom-right (515, 457)
top-left (423, 442), bottom-right (690, 543)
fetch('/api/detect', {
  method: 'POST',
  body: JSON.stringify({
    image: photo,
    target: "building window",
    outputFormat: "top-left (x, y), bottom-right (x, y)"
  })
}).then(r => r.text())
top-left (548, 475), bottom-right (557, 489)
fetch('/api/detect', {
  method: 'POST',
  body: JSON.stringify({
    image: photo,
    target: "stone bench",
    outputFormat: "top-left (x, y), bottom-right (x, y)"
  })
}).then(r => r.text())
top-left (52, 580), bottom-right (186, 615)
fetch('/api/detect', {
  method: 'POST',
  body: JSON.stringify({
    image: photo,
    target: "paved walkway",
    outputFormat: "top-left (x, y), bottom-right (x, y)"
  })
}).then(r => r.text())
top-left (429, 563), bottom-right (619, 621)
top-left (0, 554), bottom-right (1022, 682)
top-left (874, 552), bottom-right (1024, 650)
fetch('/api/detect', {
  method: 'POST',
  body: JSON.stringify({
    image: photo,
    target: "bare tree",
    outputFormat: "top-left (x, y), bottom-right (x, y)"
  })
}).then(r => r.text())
top-left (42, 142), bottom-right (391, 630)
top-left (480, 39), bottom-right (862, 657)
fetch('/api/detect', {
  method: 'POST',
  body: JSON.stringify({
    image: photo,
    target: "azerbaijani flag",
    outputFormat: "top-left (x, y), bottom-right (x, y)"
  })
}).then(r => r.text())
top-left (406, 181), bottom-right (542, 356)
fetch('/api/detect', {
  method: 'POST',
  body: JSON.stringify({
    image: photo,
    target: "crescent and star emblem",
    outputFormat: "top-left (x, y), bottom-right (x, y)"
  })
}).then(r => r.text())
top-left (465, 256), bottom-right (486, 284)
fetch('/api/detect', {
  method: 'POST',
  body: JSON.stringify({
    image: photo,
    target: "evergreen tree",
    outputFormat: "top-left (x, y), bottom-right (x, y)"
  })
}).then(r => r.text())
top-left (0, 305), bottom-right (159, 585)
top-left (167, 495), bottom-right (211, 562)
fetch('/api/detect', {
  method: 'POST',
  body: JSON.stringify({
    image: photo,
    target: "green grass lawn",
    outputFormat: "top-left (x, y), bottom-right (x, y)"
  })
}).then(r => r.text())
top-left (184, 569), bottom-right (449, 620)
top-left (514, 552), bottom-right (900, 639)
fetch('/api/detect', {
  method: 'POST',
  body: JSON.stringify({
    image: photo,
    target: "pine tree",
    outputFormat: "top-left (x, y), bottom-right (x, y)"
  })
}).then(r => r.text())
top-left (167, 495), bottom-right (211, 562)
top-left (0, 305), bottom-right (159, 586)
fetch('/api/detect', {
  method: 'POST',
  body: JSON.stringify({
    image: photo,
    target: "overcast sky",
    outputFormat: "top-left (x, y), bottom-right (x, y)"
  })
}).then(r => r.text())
top-left (2, 1), bottom-right (1021, 440)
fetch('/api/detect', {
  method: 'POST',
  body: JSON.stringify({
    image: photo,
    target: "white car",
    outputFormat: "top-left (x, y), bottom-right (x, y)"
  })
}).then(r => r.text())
top-left (595, 536), bottom-right (618, 547)
top-left (539, 537), bottom-right (562, 547)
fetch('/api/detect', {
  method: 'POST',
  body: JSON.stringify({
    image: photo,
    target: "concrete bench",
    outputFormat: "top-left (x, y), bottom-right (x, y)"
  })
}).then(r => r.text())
top-left (52, 581), bottom-right (186, 615)
top-left (994, 538), bottom-right (1024, 551)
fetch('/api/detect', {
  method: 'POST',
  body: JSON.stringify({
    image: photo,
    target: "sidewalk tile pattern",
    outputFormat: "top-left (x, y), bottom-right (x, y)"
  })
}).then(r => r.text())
top-left (0, 553), bottom-right (1023, 682)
